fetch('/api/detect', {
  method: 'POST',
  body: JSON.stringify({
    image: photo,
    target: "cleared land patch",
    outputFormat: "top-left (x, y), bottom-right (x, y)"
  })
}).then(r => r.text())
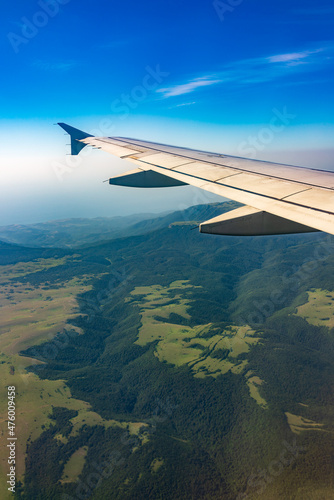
top-left (61, 446), bottom-right (88, 484)
top-left (129, 282), bottom-right (262, 379)
top-left (285, 412), bottom-right (325, 435)
top-left (295, 289), bottom-right (334, 328)
top-left (0, 257), bottom-right (128, 497)
top-left (68, 409), bottom-right (148, 439)
top-left (151, 458), bottom-right (164, 473)
top-left (246, 373), bottom-right (268, 409)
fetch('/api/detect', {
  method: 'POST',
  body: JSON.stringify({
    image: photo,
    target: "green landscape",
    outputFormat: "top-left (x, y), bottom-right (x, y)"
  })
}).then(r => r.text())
top-left (1, 202), bottom-right (334, 499)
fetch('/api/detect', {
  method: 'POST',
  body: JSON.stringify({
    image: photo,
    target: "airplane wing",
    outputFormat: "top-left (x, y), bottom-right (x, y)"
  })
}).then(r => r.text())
top-left (58, 123), bottom-right (334, 236)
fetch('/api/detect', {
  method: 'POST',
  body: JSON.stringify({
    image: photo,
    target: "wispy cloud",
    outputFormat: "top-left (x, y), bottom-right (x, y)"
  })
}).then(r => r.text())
top-left (224, 45), bottom-right (333, 83)
top-left (267, 49), bottom-right (322, 64)
top-left (168, 101), bottom-right (197, 109)
top-left (157, 77), bottom-right (220, 98)
top-left (157, 44), bottom-right (334, 98)
top-left (32, 60), bottom-right (78, 72)
top-left (174, 102), bottom-right (197, 107)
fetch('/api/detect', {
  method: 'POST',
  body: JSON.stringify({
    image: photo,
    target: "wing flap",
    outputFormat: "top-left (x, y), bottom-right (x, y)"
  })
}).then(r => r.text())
top-left (112, 159), bottom-right (334, 233)
top-left (109, 168), bottom-right (187, 188)
top-left (200, 206), bottom-right (318, 236)
top-left (200, 181), bottom-right (334, 234)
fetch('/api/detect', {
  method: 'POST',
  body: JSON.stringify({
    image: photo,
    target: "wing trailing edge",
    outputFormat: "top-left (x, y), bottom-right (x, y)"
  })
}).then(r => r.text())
top-left (57, 122), bottom-right (334, 236)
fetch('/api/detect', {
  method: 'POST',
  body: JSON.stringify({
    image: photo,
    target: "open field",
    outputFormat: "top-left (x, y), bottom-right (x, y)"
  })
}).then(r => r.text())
top-left (0, 356), bottom-right (100, 497)
top-left (0, 279), bottom-right (88, 355)
top-left (61, 446), bottom-right (88, 484)
top-left (130, 281), bottom-right (264, 389)
top-left (0, 257), bottom-right (146, 497)
top-left (246, 373), bottom-right (268, 409)
top-left (295, 289), bottom-right (334, 328)
top-left (151, 458), bottom-right (164, 473)
top-left (285, 412), bottom-right (325, 435)
top-left (0, 258), bottom-right (94, 496)
top-left (0, 258), bottom-right (67, 281)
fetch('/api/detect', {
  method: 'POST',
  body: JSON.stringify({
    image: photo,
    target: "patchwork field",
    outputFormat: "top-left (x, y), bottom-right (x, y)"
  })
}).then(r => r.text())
top-left (1, 214), bottom-right (334, 499)
top-left (0, 257), bottom-right (146, 498)
top-left (0, 258), bottom-right (67, 281)
top-left (3, 266), bottom-right (331, 497)
top-left (0, 258), bottom-right (93, 496)
top-left (129, 281), bottom-right (264, 389)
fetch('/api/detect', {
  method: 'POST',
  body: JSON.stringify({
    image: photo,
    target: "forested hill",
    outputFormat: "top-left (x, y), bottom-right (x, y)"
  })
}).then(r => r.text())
top-left (1, 203), bottom-right (334, 499)
top-left (0, 201), bottom-right (240, 249)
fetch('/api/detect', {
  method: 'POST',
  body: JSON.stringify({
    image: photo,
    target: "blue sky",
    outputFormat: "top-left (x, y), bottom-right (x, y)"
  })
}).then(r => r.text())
top-left (1, 0), bottom-right (334, 225)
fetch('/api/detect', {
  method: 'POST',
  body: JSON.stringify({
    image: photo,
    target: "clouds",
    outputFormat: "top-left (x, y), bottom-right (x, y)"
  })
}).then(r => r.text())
top-left (156, 44), bottom-right (334, 98)
top-left (174, 102), bottom-right (197, 107)
top-left (267, 50), bottom-right (322, 64)
top-left (157, 77), bottom-right (221, 98)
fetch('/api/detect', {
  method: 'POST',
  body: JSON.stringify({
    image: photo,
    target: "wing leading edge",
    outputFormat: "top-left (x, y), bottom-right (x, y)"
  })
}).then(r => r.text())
top-left (57, 123), bottom-right (334, 236)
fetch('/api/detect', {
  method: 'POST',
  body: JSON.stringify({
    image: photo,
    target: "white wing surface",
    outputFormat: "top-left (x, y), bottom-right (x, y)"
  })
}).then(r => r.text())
top-left (58, 123), bottom-right (334, 236)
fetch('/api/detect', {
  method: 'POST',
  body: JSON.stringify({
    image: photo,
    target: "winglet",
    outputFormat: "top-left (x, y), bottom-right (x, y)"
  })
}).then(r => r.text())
top-left (58, 123), bottom-right (93, 155)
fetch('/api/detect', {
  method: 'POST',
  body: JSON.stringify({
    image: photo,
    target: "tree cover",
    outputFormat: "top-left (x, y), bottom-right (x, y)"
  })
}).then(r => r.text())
top-left (1, 203), bottom-right (333, 499)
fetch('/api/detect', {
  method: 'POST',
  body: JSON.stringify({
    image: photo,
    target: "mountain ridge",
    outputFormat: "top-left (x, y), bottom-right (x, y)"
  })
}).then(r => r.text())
top-left (0, 201), bottom-right (240, 249)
